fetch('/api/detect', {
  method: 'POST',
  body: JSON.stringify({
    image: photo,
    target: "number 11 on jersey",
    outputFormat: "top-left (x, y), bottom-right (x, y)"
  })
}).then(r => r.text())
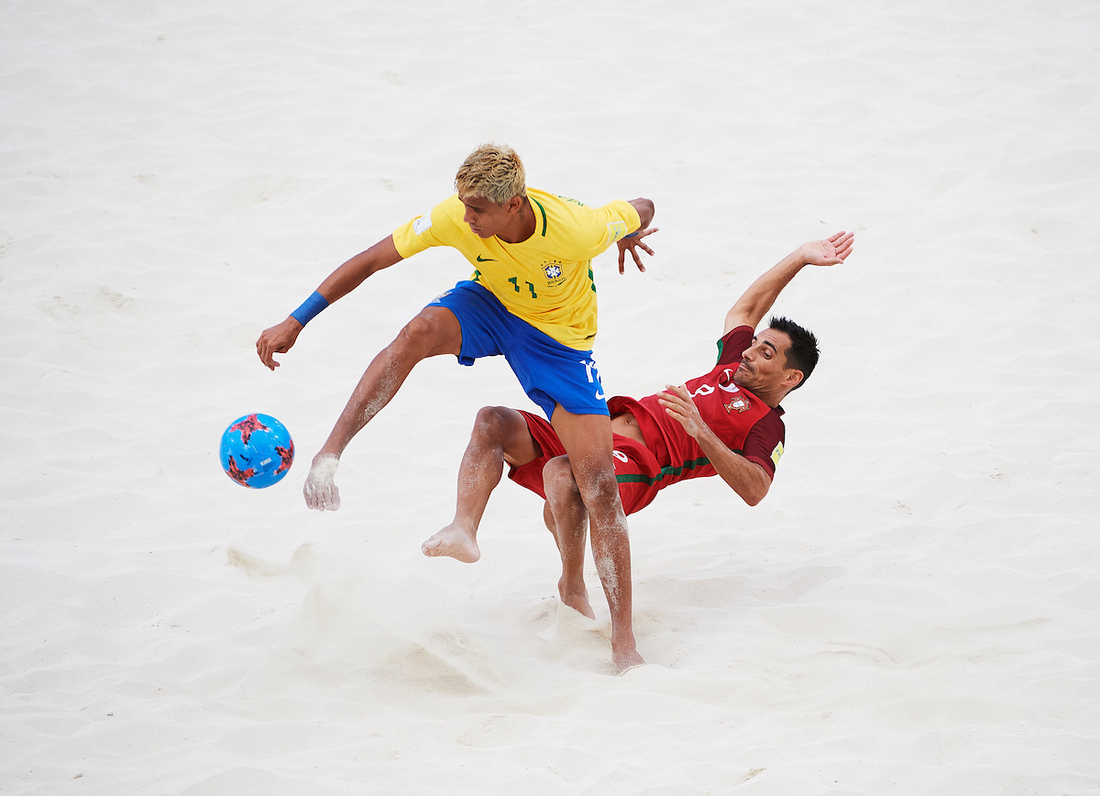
top-left (508, 276), bottom-right (538, 299)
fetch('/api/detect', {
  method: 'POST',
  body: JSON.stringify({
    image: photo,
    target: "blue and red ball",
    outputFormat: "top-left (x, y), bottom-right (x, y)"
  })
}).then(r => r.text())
top-left (219, 413), bottom-right (294, 488)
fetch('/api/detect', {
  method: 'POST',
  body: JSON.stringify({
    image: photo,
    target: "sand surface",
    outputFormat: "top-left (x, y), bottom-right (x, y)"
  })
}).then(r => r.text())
top-left (3, 0), bottom-right (1099, 793)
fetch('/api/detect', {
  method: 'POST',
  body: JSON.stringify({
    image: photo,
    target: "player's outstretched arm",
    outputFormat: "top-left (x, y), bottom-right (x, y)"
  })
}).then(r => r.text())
top-left (617, 197), bottom-right (657, 274)
top-left (658, 384), bottom-right (772, 506)
top-left (723, 231), bottom-right (854, 335)
top-left (256, 235), bottom-right (404, 370)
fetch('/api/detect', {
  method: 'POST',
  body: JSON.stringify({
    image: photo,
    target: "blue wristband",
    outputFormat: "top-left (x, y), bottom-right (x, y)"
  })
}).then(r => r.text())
top-left (290, 291), bottom-right (329, 326)
top-left (624, 232), bottom-right (638, 239)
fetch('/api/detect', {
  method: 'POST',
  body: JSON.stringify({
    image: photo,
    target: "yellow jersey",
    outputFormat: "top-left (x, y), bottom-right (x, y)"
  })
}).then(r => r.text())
top-left (391, 188), bottom-right (640, 350)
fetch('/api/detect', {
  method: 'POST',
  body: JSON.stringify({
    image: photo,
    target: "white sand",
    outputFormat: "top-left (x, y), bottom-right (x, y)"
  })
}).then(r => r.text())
top-left (3, 0), bottom-right (1099, 793)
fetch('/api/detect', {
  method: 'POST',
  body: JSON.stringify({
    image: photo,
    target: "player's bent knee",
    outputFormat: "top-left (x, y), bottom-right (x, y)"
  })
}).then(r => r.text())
top-left (544, 456), bottom-right (581, 498)
top-left (398, 313), bottom-right (438, 352)
top-left (572, 466), bottom-right (621, 507)
top-left (471, 406), bottom-right (511, 442)
top-left (397, 308), bottom-right (460, 358)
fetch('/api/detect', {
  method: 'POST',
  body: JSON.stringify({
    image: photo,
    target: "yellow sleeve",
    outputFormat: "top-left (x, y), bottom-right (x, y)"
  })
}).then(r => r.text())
top-left (530, 192), bottom-right (643, 261)
top-left (391, 195), bottom-right (461, 259)
top-left (391, 217), bottom-right (426, 259)
top-left (600, 198), bottom-right (642, 249)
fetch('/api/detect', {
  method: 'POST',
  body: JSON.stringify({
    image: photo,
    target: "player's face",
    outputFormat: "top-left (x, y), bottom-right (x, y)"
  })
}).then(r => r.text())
top-left (734, 329), bottom-right (799, 393)
top-left (460, 194), bottom-right (513, 239)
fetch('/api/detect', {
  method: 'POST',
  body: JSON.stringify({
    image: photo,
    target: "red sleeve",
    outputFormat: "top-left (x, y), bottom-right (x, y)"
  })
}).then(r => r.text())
top-left (740, 411), bottom-right (786, 479)
top-left (716, 325), bottom-right (753, 368)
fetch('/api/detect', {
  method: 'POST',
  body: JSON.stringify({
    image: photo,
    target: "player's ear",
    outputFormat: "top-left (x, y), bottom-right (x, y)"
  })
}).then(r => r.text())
top-left (784, 369), bottom-right (804, 390)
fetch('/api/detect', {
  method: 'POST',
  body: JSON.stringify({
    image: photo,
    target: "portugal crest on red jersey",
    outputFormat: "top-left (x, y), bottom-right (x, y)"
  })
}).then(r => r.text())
top-left (724, 394), bottom-right (751, 414)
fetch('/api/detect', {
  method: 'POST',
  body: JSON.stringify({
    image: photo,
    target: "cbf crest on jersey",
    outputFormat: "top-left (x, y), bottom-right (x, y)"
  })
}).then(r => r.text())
top-left (543, 261), bottom-right (566, 287)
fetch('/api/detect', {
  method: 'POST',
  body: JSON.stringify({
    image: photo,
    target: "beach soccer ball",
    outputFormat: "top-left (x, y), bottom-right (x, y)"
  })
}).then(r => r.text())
top-left (219, 413), bottom-right (294, 489)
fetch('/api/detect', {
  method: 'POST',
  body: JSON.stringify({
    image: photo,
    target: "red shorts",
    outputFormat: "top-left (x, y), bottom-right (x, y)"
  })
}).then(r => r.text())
top-left (507, 411), bottom-right (664, 516)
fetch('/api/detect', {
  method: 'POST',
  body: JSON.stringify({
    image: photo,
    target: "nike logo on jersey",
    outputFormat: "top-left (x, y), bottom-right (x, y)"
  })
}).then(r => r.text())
top-left (717, 368), bottom-right (740, 393)
top-left (476, 255), bottom-right (496, 262)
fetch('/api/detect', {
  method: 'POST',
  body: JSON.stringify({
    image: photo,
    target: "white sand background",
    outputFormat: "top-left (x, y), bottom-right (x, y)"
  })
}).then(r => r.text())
top-left (3, 0), bottom-right (1099, 793)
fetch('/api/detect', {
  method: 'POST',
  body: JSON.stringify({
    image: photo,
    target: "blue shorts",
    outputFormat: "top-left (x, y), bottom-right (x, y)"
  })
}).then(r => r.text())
top-left (427, 281), bottom-right (609, 419)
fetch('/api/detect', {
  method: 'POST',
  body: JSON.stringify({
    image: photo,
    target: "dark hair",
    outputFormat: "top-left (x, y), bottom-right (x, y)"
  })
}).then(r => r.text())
top-left (768, 316), bottom-right (819, 390)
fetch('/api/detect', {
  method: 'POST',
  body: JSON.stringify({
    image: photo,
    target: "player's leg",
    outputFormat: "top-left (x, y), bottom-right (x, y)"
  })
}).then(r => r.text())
top-left (551, 408), bottom-right (644, 671)
top-left (542, 455), bottom-right (595, 619)
top-left (422, 406), bottom-right (539, 562)
top-left (304, 306), bottom-right (463, 511)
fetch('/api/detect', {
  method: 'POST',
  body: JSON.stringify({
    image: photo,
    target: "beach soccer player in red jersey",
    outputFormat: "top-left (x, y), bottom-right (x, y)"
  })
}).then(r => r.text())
top-left (256, 144), bottom-right (657, 666)
top-left (421, 232), bottom-right (855, 670)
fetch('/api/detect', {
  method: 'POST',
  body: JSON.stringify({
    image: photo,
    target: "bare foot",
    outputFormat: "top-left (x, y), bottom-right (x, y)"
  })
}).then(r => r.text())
top-left (421, 522), bottom-right (481, 563)
top-left (558, 577), bottom-right (595, 619)
top-left (611, 625), bottom-right (645, 673)
top-left (613, 645), bottom-right (646, 673)
top-left (303, 454), bottom-right (341, 511)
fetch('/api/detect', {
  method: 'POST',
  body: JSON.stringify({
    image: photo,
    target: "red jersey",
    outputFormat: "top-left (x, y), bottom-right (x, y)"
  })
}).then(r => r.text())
top-left (608, 325), bottom-right (786, 488)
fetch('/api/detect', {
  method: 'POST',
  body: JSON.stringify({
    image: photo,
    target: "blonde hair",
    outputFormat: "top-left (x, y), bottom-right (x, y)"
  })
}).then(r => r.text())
top-left (454, 143), bottom-right (526, 204)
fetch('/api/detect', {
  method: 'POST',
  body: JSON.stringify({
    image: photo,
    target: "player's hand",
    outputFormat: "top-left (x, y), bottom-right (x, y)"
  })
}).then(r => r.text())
top-left (657, 384), bottom-right (706, 439)
top-left (617, 226), bottom-right (659, 274)
top-left (256, 317), bottom-right (303, 371)
top-left (799, 231), bottom-right (855, 267)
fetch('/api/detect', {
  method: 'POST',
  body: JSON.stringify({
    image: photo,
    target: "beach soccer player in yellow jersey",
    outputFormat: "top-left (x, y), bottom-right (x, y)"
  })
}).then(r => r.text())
top-left (256, 144), bottom-right (657, 662)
